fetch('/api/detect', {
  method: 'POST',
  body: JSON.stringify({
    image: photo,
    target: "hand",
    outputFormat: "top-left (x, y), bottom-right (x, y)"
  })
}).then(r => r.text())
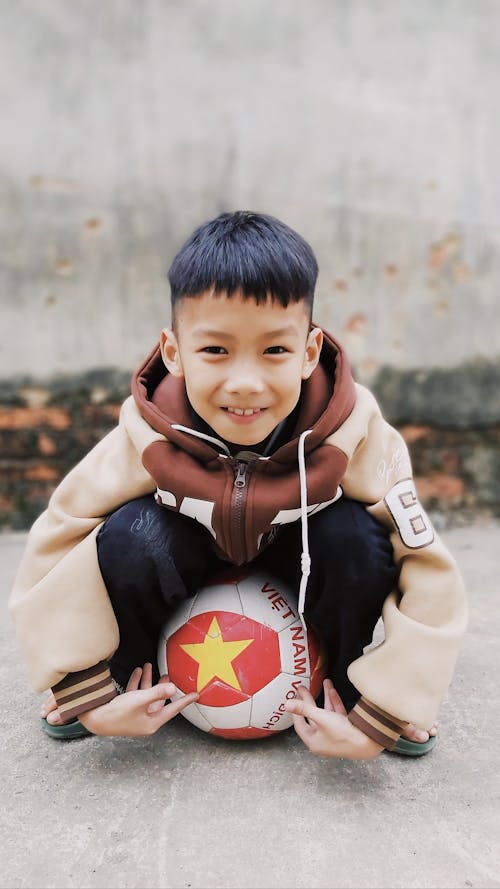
top-left (284, 678), bottom-right (384, 761)
top-left (42, 663), bottom-right (198, 738)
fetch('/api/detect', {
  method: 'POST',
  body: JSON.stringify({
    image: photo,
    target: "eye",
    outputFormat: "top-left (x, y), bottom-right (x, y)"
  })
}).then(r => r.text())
top-left (201, 346), bottom-right (227, 355)
top-left (264, 345), bottom-right (288, 354)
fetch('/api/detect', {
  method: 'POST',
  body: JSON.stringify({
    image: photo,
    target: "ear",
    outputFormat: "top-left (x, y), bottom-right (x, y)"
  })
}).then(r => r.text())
top-left (160, 328), bottom-right (184, 378)
top-left (301, 326), bottom-right (323, 379)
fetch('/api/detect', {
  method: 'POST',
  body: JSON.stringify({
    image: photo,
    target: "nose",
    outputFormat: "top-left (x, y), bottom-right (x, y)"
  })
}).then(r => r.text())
top-left (224, 362), bottom-right (265, 396)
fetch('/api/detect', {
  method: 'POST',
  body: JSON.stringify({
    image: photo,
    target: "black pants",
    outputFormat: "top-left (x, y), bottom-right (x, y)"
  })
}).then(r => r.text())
top-left (96, 494), bottom-right (398, 710)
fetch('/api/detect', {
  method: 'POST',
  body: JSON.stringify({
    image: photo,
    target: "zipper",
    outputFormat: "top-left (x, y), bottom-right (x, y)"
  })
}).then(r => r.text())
top-left (230, 458), bottom-right (251, 563)
top-left (234, 463), bottom-right (247, 488)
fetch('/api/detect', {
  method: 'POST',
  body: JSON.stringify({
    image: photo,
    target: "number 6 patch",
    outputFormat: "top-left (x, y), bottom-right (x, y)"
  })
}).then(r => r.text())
top-left (384, 479), bottom-right (434, 549)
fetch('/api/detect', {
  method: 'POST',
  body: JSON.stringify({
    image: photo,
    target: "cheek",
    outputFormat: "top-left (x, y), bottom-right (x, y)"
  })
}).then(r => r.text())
top-left (185, 380), bottom-right (207, 403)
top-left (184, 368), bottom-right (218, 407)
top-left (276, 364), bottom-right (304, 395)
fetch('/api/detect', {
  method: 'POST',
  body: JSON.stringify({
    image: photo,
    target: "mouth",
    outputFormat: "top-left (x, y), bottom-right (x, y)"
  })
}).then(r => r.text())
top-left (221, 407), bottom-right (268, 424)
top-left (223, 407), bottom-right (266, 417)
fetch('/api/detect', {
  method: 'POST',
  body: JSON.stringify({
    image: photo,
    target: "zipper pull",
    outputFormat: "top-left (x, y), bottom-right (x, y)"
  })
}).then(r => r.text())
top-left (234, 462), bottom-right (247, 488)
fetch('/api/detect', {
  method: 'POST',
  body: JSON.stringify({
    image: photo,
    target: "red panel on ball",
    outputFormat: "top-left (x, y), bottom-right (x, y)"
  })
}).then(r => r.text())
top-left (166, 610), bottom-right (281, 707)
top-left (308, 626), bottom-right (327, 699)
top-left (210, 726), bottom-right (274, 740)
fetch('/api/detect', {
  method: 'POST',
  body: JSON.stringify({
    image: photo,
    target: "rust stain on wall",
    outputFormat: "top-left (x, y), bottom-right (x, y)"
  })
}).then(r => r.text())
top-left (428, 233), bottom-right (461, 270)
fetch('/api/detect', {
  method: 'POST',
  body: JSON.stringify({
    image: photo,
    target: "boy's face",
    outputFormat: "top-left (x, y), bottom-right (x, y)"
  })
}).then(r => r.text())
top-left (160, 290), bottom-right (323, 447)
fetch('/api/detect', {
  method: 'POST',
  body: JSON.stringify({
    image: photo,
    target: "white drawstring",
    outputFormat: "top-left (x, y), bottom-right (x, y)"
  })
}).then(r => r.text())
top-left (297, 429), bottom-right (313, 630)
top-left (171, 423), bottom-right (231, 456)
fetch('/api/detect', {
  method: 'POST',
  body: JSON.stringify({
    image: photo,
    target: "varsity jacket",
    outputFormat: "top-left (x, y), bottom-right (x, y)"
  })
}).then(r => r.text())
top-left (9, 331), bottom-right (468, 749)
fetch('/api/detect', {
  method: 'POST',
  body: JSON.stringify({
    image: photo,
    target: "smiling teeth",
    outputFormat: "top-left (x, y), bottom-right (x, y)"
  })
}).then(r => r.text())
top-left (229, 408), bottom-right (259, 416)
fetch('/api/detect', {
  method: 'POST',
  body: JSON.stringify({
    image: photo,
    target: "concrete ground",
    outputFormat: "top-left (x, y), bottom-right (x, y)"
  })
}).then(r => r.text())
top-left (1, 520), bottom-right (499, 889)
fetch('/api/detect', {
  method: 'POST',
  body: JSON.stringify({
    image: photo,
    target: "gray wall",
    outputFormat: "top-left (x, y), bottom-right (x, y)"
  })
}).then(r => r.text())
top-left (1, 0), bottom-right (499, 388)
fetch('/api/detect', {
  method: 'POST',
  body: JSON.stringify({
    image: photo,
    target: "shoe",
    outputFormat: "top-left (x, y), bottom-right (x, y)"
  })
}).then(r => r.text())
top-left (389, 734), bottom-right (437, 756)
top-left (41, 717), bottom-right (92, 740)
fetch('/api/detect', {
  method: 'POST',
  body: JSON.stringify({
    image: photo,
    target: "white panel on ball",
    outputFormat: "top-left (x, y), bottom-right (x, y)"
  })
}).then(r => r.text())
top-left (277, 619), bottom-right (312, 677)
top-left (249, 672), bottom-right (303, 731)
top-left (189, 583), bottom-right (244, 618)
top-left (181, 703), bottom-right (214, 732)
top-left (168, 687), bottom-right (213, 732)
top-left (236, 573), bottom-right (300, 633)
top-left (196, 696), bottom-right (252, 730)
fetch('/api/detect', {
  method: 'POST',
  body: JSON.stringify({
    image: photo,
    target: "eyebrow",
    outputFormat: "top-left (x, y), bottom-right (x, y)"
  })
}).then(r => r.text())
top-left (191, 325), bottom-right (300, 339)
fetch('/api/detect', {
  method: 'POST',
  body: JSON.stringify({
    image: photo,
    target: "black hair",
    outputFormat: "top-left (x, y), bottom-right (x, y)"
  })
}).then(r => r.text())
top-left (168, 210), bottom-right (318, 317)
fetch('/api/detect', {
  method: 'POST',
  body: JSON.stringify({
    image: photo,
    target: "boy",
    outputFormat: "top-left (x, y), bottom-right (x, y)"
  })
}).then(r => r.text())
top-left (9, 211), bottom-right (467, 759)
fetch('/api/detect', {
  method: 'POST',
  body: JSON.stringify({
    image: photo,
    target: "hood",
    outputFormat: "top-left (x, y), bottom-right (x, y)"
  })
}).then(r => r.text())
top-left (130, 328), bottom-right (357, 623)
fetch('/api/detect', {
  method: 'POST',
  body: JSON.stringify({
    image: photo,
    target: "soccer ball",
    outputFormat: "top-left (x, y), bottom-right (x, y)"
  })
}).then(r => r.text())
top-left (157, 568), bottom-right (326, 739)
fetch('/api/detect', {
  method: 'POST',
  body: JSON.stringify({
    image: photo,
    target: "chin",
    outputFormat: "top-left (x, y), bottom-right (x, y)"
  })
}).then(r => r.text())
top-left (223, 427), bottom-right (271, 447)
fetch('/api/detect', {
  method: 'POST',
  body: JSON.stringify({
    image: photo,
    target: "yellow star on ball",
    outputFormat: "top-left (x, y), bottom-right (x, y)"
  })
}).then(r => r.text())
top-left (180, 616), bottom-right (254, 692)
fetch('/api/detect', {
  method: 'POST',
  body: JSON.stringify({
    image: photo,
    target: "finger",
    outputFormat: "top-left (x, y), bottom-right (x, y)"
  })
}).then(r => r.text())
top-left (291, 713), bottom-right (317, 745)
top-left (144, 680), bottom-right (177, 714)
top-left (156, 692), bottom-right (199, 725)
top-left (147, 700), bottom-right (170, 715)
top-left (325, 680), bottom-right (347, 716)
top-left (148, 700), bottom-right (168, 714)
top-left (147, 678), bottom-right (176, 713)
top-left (284, 695), bottom-right (330, 727)
top-left (126, 666), bottom-right (144, 693)
top-left (139, 662), bottom-right (153, 690)
top-left (322, 678), bottom-right (335, 712)
top-left (294, 684), bottom-right (316, 707)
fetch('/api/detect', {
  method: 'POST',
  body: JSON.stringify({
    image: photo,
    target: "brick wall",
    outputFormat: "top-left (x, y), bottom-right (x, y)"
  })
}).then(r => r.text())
top-left (398, 424), bottom-right (500, 524)
top-left (0, 372), bottom-right (498, 531)
top-left (0, 372), bottom-right (129, 529)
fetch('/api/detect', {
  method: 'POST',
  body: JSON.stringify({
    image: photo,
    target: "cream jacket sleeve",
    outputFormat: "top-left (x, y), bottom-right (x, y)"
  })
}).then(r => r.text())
top-left (8, 397), bottom-right (161, 693)
top-left (327, 383), bottom-right (468, 732)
